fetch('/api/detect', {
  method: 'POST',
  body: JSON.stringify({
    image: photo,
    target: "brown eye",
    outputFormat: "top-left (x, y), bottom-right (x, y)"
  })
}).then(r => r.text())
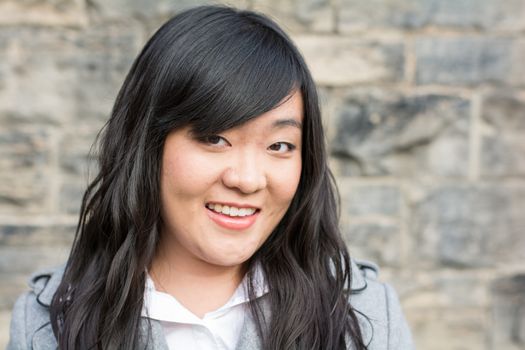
top-left (268, 142), bottom-right (296, 153)
top-left (201, 135), bottom-right (230, 147)
top-left (206, 135), bottom-right (222, 144)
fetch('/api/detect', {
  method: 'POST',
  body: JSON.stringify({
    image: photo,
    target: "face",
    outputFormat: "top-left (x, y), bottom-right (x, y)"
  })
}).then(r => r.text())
top-left (158, 90), bottom-right (303, 271)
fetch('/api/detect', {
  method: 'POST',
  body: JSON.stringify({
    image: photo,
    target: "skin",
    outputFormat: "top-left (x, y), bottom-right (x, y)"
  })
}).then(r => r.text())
top-left (150, 90), bottom-right (304, 318)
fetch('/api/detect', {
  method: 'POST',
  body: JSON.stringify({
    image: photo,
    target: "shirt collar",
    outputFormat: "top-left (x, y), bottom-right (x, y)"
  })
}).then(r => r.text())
top-left (142, 262), bottom-right (268, 323)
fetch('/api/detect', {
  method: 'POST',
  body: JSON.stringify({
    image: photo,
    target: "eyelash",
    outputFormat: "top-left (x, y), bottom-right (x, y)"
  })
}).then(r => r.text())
top-left (201, 135), bottom-right (229, 147)
top-left (268, 142), bottom-right (296, 153)
top-left (199, 135), bottom-right (296, 153)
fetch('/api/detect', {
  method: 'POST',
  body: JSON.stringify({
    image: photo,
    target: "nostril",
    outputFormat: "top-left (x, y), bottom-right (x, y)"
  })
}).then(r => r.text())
top-left (221, 162), bottom-right (267, 194)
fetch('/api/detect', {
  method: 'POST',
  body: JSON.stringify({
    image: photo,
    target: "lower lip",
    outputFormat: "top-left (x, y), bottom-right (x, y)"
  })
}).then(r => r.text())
top-left (205, 207), bottom-right (259, 230)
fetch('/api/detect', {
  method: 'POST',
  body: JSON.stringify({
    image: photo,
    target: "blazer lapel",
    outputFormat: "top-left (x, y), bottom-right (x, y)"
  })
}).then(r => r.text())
top-left (141, 318), bottom-right (170, 350)
top-left (234, 313), bottom-right (263, 350)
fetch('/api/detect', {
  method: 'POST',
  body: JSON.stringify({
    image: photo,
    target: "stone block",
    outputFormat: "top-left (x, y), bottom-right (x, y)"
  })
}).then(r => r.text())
top-left (415, 37), bottom-right (525, 86)
top-left (0, 29), bottom-right (76, 125)
top-left (407, 307), bottom-right (488, 349)
top-left (0, 35), bottom-right (8, 92)
top-left (422, 0), bottom-right (525, 31)
top-left (0, 246), bottom-right (70, 281)
top-left (0, 0), bottom-right (87, 27)
top-left (341, 222), bottom-right (401, 266)
top-left (0, 310), bottom-right (10, 349)
top-left (399, 271), bottom-right (491, 310)
top-left (317, 86), bottom-right (333, 135)
top-left (491, 274), bottom-right (525, 349)
top-left (329, 89), bottom-right (470, 177)
top-left (0, 126), bottom-right (53, 213)
top-left (293, 36), bottom-right (404, 86)
top-left (68, 26), bottom-right (142, 125)
top-left (410, 184), bottom-right (525, 268)
top-left (252, 0), bottom-right (333, 33)
top-left (0, 247), bottom-right (70, 310)
top-left (0, 224), bottom-right (74, 309)
top-left (59, 177), bottom-right (88, 215)
top-left (339, 0), bottom-right (525, 32)
top-left (58, 126), bottom-right (97, 214)
top-left (338, 182), bottom-right (401, 216)
top-left (0, 224), bottom-right (75, 247)
top-left (391, 271), bottom-right (491, 348)
top-left (59, 128), bottom-right (101, 177)
top-left (88, 0), bottom-right (250, 21)
top-left (480, 93), bottom-right (525, 177)
top-left (0, 274), bottom-right (32, 310)
top-left (0, 25), bottom-right (140, 126)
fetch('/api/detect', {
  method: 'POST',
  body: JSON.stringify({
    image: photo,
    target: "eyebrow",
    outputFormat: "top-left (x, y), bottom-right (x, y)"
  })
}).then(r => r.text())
top-left (271, 118), bottom-right (303, 130)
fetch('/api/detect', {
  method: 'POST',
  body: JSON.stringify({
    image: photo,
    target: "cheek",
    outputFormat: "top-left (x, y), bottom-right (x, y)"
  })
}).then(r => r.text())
top-left (162, 152), bottom-right (220, 197)
top-left (270, 158), bottom-right (302, 204)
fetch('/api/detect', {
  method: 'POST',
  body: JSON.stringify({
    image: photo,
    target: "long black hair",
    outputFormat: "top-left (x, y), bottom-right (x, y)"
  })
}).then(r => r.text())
top-left (50, 5), bottom-right (368, 349)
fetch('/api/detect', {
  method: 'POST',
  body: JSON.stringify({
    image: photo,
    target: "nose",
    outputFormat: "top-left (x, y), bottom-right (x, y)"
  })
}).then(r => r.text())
top-left (221, 150), bottom-right (267, 194)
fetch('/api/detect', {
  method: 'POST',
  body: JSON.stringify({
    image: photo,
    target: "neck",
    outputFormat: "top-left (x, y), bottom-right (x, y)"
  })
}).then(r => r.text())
top-left (149, 236), bottom-right (247, 318)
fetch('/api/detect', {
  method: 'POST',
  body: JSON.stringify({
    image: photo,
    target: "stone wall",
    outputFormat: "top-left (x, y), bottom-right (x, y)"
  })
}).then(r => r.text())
top-left (0, 0), bottom-right (524, 349)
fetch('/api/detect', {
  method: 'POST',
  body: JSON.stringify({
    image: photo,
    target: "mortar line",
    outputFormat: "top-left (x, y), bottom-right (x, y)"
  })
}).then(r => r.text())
top-left (469, 93), bottom-right (482, 181)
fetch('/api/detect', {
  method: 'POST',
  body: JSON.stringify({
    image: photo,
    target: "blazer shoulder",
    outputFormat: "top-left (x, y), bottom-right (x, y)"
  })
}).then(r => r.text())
top-left (7, 265), bottom-right (65, 350)
top-left (353, 258), bottom-right (380, 279)
top-left (348, 259), bottom-right (415, 350)
top-left (349, 258), bottom-right (379, 292)
top-left (382, 283), bottom-right (415, 349)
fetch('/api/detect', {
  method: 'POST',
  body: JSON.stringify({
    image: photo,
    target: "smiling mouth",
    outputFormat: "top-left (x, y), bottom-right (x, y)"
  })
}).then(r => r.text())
top-left (205, 203), bottom-right (260, 231)
top-left (205, 203), bottom-right (259, 217)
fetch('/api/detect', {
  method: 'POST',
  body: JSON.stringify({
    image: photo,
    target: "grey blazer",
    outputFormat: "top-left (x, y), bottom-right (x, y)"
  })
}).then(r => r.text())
top-left (7, 259), bottom-right (415, 349)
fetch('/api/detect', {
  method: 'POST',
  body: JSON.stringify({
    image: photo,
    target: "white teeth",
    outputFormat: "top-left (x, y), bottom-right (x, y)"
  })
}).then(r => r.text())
top-left (245, 208), bottom-right (256, 215)
top-left (206, 203), bottom-right (256, 217)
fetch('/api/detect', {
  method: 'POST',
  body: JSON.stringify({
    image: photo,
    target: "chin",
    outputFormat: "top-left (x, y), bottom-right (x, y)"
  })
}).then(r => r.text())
top-left (206, 252), bottom-right (251, 267)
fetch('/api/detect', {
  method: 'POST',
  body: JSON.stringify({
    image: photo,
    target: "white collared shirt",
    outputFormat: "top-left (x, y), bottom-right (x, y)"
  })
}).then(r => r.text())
top-left (142, 265), bottom-right (268, 350)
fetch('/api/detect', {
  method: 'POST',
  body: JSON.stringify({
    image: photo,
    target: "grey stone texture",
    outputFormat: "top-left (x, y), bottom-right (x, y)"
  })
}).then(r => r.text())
top-left (1, 1), bottom-right (524, 349)
top-left (0, 25), bottom-right (141, 126)
top-left (339, 183), bottom-right (401, 216)
top-left (410, 183), bottom-right (525, 268)
top-left (0, 224), bottom-right (74, 308)
top-left (294, 36), bottom-right (404, 86)
top-left (59, 127), bottom-right (100, 177)
top-left (253, 0), bottom-right (333, 33)
top-left (492, 274), bottom-right (525, 349)
top-left (0, 126), bottom-right (54, 213)
top-left (480, 93), bottom-right (525, 178)
top-left (396, 270), bottom-right (492, 349)
top-left (330, 89), bottom-right (471, 177)
top-left (338, 181), bottom-right (403, 266)
top-left (58, 127), bottom-right (100, 214)
top-left (0, 0), bottom-right (88, 27)
top-left (415, 37), bottom-right (525, 86)
top-left (339, 0), bottom-right (525, 32)
top-left (87, 0), bottom-right (250, 22)
top-left (342, 222), bottom-right (401, 266)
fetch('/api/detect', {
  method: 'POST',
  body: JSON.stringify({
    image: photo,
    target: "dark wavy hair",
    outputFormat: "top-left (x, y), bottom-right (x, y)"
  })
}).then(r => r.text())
top-left (50, 5), bottom-right (368, 349)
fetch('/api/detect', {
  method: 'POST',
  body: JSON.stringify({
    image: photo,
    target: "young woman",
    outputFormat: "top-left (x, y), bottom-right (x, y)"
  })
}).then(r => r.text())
top-left (8, 5), bottom-right (414, 350)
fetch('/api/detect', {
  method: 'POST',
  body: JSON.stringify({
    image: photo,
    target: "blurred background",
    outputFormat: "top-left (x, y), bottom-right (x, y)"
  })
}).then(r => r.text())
top-left (0, 0), bottom-right (524, 349)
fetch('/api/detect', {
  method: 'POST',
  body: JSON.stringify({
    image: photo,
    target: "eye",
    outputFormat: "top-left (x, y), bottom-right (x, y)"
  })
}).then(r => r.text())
top-left (268, 142), bottom-right (296, 153)
top-left (200, 135), bottom-right (230, 147)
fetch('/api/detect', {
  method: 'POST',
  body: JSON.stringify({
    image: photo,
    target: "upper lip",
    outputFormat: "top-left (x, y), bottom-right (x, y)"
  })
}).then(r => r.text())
top-left (206, 201), bottom-right (260, 210)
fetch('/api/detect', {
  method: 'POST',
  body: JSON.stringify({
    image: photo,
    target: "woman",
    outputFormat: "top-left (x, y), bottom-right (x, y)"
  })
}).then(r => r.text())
top-left (8, 5), bottom-right (414, 350)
